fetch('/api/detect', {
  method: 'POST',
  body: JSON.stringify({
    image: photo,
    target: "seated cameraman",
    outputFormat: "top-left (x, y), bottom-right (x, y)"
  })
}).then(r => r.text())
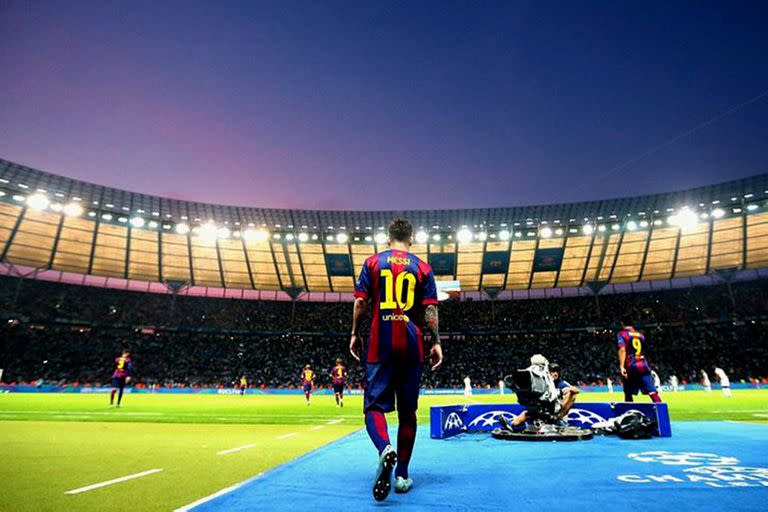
top-left (510, 359), bottom-right (578, 427)
top-left (549, 363), bottom-right (579, 419)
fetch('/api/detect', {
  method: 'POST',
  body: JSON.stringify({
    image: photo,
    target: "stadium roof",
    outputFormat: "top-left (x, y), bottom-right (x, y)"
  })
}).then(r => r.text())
top-left (2, 158), bottom-right (767, 231)
top-left (2, 157), bottom-right (768, 295)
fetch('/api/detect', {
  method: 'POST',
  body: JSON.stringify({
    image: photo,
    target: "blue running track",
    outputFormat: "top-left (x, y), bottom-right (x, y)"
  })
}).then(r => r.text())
top-left (191, 422), bottom-right (768, 511)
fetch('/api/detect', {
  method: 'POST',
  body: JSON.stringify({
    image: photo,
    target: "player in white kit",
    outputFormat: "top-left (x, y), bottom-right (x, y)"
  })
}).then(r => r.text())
top-left (606, 377), bottom-right (613, 393)
top-left (498, 379), bottom-right (505, 395)
top-left (714, 367), bottom-right (731, 397)
top-left (701, 370), bottom-right (712, 392)
top-left (669, 374), bottom-right (679, 392)
top-left (651, 370), bottom-right (661, 393)
top-left (463, 376), bottom-right (472, 400)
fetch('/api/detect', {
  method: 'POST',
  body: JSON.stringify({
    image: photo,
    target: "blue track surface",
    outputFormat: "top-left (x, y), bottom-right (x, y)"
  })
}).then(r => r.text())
top-left (193, 422), bottom-right (768, 511)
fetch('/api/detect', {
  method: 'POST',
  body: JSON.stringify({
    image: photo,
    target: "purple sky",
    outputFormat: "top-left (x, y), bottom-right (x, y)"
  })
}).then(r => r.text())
top-left (1, 1), bottom-right (767, 210)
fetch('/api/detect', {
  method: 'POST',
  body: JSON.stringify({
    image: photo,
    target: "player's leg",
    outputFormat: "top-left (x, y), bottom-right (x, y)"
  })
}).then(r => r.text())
top-left (364, 361), bottom-right (397, 501)
top-left (640, 371), bottom-right (661, 403)
top-left (117, 378), bottom-right (125, 406)
top-left (393, 363), bottom-right (422, 492)
top-left (339, 386), bottom-right (344, 407)
top-left (723, 385), bottom-right (732, 398)
top-left (110, 377), bottom-right (117, 405)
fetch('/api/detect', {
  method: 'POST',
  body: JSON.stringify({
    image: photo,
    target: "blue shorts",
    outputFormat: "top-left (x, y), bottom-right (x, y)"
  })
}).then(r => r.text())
top-left (364, 361), bottom-right (423, 414)
top-left (303, 383), bottom-right (312, 393)
top-left (111, 376), bottom-right (127, 389)
top-left (624, 366), bottom-right (656, 395)
top-left (333, 383), bottom-right (344, 394)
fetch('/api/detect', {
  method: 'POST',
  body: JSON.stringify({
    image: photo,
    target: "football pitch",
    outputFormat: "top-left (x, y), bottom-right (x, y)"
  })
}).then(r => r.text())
top-left (0, 390), bottom-right (766, 512)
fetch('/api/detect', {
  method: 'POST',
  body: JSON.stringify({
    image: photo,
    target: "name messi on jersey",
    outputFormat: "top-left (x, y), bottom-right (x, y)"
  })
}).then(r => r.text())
top-left (386, 256), bottom-right (411, 265)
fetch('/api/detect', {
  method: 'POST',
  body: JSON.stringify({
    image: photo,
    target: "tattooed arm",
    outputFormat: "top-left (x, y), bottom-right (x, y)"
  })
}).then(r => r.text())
top-left (425, 304), bottom-right (443, 370)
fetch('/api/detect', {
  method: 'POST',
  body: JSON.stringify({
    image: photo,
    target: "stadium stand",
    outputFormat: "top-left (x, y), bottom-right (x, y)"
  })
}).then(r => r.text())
top-left (2, 274), bottom-right (766, 389)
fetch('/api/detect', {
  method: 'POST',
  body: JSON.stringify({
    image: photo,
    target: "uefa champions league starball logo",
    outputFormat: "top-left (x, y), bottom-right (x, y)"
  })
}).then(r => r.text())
top-left (564, 408), bottom-right (606, 426)
top-left (628, 451), bottom-right (740, 466)
top-left (467, 410), bottom-right (517, 428)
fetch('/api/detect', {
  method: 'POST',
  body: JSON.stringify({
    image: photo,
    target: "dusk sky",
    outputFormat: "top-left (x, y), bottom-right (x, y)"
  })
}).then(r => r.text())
top-left (1, 1), bottom-right (767, 210)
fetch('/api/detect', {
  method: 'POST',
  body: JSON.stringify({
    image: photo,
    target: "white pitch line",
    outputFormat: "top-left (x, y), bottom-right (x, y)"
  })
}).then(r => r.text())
top-left (65, 469), bottom-right (163, 495)
top-left (173, 476), bottom-right (262, 512)
top-left (310, 425), bottom-right (324, 431)
top-left (217, 443), bottom-right (256, 455)
top-left (276, 432), bottom-right (297, 440)
top-left (326, 419), bottom-right (343, 425)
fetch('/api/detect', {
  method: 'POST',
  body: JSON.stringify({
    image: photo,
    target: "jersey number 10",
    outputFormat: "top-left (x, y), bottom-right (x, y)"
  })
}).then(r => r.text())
top-left (380, 269), bottom-right (416, 311)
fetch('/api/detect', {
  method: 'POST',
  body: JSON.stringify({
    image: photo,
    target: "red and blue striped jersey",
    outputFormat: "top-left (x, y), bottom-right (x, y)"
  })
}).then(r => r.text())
top-left (354, 249), bottom-right (438, 364)
top-left (617, 326), bottom-right (648, 370)
top-left (112, 355), bottom-right (132, 378)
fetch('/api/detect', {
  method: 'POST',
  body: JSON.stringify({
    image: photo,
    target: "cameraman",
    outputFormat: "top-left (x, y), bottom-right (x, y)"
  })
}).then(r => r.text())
top-left (549, 363), bottom-right (579, 419)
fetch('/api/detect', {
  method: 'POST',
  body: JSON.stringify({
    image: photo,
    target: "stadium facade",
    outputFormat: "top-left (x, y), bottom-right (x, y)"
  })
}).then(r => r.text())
top-left (1, 157), bottom-right (768, 298)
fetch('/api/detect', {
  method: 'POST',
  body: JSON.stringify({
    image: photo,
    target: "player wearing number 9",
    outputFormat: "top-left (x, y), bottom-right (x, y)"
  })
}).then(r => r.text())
top-left (350, 218), bottom-right (442, 501)
top-left (617, 317), bottom-right (662, 403)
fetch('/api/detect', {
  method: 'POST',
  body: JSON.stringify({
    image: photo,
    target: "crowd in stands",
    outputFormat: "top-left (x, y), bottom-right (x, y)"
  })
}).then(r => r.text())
top-left (1, 275), bottom-right (766, 389)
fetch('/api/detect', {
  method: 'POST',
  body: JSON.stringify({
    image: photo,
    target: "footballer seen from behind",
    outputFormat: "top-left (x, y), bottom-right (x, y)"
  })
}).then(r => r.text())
top-left (617, 318), bottom-right (661, 403)
top-left (329, 358), bottom-right (348, 407)
top-left (350, 218), bottom-right (442, 502)
top-left (110, 349), bottom-right (133, 407)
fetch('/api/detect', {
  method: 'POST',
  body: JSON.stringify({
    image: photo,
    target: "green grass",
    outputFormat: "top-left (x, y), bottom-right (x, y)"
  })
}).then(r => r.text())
top-left (0, 390), bottom-right (766, 512)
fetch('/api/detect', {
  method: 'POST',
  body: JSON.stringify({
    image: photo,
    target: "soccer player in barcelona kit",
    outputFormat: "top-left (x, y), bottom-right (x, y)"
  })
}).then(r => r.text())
top-left (617, 318), bottom-right (661, 403)
top-left (329, 358), bottom-right (348, 407)
top-left (350, 218), bottom-right (443, 501)
top-left (110, 349), bottom-right (133, 407)
top-left (301, 365), bottom-right (315, 405)
top-left (239, 375), bottom-right (248, 396)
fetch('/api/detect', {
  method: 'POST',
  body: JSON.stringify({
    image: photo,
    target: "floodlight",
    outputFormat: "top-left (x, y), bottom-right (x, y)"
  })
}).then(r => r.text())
top-left (499, 229), bottom-right (511, 241)
top-left (130, 217), bottom-right (145, 228)
top-left (63, 202), bottom-right (84, 217)
top-left (26, 193), bottom-right (50, 210)
top-left (540, 227), bottom-right (552, 238)
top-left (415, 230), bottom-right (428, 244)
top-left (456, 228), bottom-right (472, 243)
top-left (336, 232), bottom-right (349, 244)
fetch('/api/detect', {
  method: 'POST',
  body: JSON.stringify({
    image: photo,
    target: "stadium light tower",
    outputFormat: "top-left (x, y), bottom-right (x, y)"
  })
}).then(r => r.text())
top-left (457, 228), bottom-right (473, 243)
top-left (26, 192), bottom-right (50, 210)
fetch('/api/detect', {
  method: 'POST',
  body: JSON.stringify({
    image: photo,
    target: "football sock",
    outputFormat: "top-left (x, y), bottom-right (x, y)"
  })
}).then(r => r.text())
top-left (110, 389), bottom-right (116, 404)
top-left (395, 411), bottom-right (417, 479)
top-left (649, 391), bottom-right (661, 403)
top-left (365, 409), bottom-right (390, 454)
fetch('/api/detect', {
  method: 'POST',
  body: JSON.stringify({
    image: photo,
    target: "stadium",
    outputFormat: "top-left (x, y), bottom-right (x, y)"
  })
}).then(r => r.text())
top-left (2, 3), bottom-right (768, 512)
top-left (1, 157), bottom-right (767, 511)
